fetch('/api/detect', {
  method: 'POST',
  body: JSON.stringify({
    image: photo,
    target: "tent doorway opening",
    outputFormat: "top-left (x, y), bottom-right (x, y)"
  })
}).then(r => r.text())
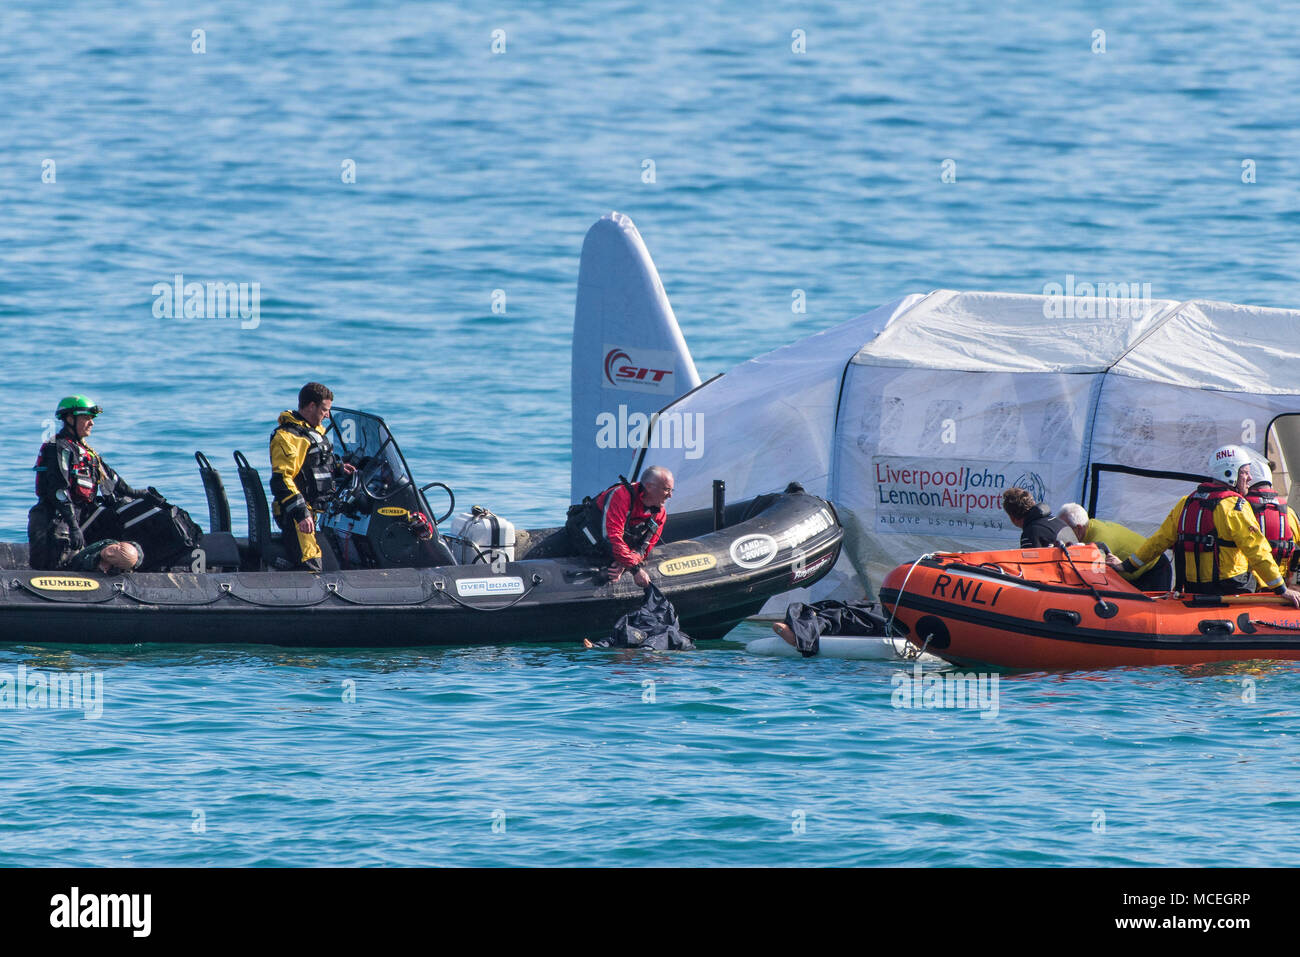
top-left (1265, 414), bottom-right (1300, 498)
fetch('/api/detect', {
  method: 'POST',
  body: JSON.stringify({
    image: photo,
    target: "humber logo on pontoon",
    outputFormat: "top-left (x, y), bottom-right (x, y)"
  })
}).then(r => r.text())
top-left (658, 553), bottom-right (717, 576)
top-left (730, 534), bottom-right (778, 569)
top-left (455, 576), bottom-right (526, 597)
top-left (30, 576), bottom-right (98, 591)
top-left (602, 344), bottom-right (676, 394)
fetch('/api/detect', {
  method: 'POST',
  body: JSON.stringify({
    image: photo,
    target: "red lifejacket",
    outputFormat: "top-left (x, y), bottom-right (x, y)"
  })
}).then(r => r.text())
top-left (1174, 483), bottom-right (1242, 586)
top-left (595, 480), bottom-right (665, 564)
top-left (33, 436), bottom-right (99, 506)
top-left (1246, 485), bottom-right (1296, 571)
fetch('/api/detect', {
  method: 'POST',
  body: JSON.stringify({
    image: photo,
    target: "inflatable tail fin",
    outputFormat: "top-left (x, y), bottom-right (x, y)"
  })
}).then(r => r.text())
top-left (570, 212), bottom-right (701, 501)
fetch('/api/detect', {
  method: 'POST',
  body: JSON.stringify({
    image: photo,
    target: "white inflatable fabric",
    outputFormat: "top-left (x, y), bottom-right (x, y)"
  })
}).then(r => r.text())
top-left (642, 286), bottom-right (1300, 597)
top-left (570, 212), bottom-right (700, 501)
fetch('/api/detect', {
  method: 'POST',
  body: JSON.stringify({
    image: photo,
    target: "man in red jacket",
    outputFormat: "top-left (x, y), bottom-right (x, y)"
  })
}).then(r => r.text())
top-left (576, 466), bottom-right (674, 588)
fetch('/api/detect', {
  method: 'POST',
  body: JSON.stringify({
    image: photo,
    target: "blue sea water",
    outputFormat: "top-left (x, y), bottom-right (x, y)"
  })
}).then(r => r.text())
top-left (1, 0), bottom-right (1299, 866)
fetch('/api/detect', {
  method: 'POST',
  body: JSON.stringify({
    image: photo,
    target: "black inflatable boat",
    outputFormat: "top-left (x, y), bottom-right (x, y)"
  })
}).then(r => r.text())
top-left (0, 408), bottom-right (843, 647)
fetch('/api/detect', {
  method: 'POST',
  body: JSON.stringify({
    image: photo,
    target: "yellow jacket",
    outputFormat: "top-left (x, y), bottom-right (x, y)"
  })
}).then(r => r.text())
top-left (1084, 518), bottom-right (1160, 581)
top-left (1127, 490), bottom-right (1285, 589)
top-left (269, 410), bottom-right (330, 522)
top-left (1250, 504), bottom-right (1300, 589)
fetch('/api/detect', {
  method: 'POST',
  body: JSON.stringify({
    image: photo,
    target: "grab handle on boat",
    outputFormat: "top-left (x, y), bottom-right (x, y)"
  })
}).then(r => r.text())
top-left (1198, 619), bottom-right (1235, 636)
top-left (1043, 608), bottom-right (1081, 627)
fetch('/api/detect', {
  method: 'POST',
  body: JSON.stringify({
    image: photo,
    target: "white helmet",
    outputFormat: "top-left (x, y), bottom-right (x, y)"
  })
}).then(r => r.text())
top-left (1239, 446), bottom-right (1274, 487)
top-left (1207, 445), bottom-right (1252, 484)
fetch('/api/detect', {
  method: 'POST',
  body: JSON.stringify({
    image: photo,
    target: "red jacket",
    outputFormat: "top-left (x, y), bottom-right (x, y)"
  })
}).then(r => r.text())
top-left (597, 482), bottom-right (666, 568)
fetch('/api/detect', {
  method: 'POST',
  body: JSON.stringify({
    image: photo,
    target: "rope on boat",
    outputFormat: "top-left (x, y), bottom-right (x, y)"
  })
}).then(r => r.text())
top-left (112, 580), bottom-right (228, 606)
top-left (209, 582), bottom-right (336, 608)
top-left (428, 574), bottom-right (544, 613)
top-left (885, 552), bottom-right (935, 659)
top-left (10, 571), bottom-right (544, 613)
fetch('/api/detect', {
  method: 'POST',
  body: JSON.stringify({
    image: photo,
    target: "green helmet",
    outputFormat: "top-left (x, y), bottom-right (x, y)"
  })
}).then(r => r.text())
top-left (55, 395), bottom-right (103, 418)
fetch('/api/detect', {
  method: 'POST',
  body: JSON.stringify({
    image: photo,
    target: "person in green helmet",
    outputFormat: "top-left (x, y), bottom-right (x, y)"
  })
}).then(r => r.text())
top-left (28, 396), bottom-right (149, 573)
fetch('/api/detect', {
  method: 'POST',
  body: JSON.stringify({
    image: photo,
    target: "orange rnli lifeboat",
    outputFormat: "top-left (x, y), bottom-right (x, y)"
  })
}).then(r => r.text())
top-left (878, 543), bottom-right (1300, 670)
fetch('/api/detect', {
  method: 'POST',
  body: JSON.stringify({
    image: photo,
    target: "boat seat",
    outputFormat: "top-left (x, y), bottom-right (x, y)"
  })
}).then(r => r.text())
top-left (233, 451), bottom-right (339, 571)
top-left (197, 531), bottom-right (242, 572)
top-left (195, 451), bottom-right (233, 534)
top-left (233, 450), bottom-right (289, 571)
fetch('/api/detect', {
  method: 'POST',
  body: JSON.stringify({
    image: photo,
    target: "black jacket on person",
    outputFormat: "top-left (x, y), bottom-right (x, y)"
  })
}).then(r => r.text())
top-left (1019, 503), bottom-right (1076, 548)
top-left (28, 428), bottom-right (145, 570)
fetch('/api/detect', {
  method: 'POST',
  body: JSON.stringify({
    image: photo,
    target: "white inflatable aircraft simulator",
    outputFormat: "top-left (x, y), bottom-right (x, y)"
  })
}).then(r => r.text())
top-left (570, 212), bottom-right (1300, 659)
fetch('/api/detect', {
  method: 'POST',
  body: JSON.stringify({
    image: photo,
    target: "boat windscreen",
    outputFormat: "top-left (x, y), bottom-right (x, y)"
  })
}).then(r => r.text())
top-left (327, 408), bottom-right (418, 503)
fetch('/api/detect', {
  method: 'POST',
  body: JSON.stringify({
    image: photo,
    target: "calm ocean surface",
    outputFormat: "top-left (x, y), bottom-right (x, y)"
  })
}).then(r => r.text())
top-left (1, 0), bottom-right (1298, 866)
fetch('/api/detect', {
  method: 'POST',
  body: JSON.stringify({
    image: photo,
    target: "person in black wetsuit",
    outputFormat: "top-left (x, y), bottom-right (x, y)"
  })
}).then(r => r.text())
top-left (28, 395), bottom-right (147, 573)
top-left (1002, 487), bottom-right (1077, 548)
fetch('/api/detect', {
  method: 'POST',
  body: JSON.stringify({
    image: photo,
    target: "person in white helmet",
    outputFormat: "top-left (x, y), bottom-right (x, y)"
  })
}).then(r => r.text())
top-left (1242, 459), bottom-right (1300, 588)
top-left (1108, 445), bottom-right (1300, 604)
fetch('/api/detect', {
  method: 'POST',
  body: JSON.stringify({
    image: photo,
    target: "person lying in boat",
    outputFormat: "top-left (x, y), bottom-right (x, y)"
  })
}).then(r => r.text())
top-left (566, 466), bottom-right (673, 588)
top-left (28, 395), bottom-right (145, 574)
top-left (1001, 487), bottom-right (1078, 548)
top-left (1243, 461), bottom-right (1300, 588)
top-left (269, 382), bottom-right (356, 572)
top-left (1057, 503), bottom-right (1173, 591)
top-left (1107, 445), bottom-right (1300, 605)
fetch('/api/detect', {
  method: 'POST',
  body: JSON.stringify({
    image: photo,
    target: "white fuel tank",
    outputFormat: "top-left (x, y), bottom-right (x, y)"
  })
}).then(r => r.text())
top-left (444, 506), bottom-right (516, 565)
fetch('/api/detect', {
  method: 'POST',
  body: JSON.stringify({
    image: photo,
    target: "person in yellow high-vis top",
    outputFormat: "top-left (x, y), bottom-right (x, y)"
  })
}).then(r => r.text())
top-left (1108, 445), bottom-right (1300, 606)
top-left (1242, 460), bottom-right (1300, 590)
top-left (269, 382), bottom-right (354, 571)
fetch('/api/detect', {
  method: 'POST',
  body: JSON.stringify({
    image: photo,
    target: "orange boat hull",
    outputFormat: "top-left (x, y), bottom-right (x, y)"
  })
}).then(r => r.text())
top-left (878, 545), bottom-right (1300, 670)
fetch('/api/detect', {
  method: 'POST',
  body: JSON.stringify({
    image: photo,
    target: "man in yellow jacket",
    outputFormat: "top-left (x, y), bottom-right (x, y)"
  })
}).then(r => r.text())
top-left (1244, 461), bottom-right (1300, 589)
top-left (270, 382), bottom-right (354, 571)
top-left (1110, 445), bottom-right (1300, 605)
top-left (1057, 503), bottom-right (1172, 590)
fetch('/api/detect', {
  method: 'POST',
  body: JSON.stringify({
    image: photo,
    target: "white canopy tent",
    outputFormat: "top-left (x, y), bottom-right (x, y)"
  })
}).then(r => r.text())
top-left (639, 290), bottom-right (1300, 598)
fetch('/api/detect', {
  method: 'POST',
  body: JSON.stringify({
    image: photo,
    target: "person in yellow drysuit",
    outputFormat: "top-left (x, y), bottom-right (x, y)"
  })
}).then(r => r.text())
top-left (1242, 460), bottom-right (1300, 589)
top-left (1108, 445), bottom-right (1300, 604)
top-left (269, 382), bottom-right (354, 571)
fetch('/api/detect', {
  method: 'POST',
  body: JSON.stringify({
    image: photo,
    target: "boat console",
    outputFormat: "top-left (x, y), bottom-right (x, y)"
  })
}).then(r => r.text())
top-left (318, 408), bottom-right (457, 568)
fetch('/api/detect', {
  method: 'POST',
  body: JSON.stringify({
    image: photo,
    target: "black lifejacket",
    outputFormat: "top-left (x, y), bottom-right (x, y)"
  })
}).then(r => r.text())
top-left (33, 432), bottom-right (100, 509)
top-left (271, 417), bottom-right (340, 506)
top-left (1246, 485), bottom-right (1296, 573)
top-left (1174, 483), bottom-right (1242, 588)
